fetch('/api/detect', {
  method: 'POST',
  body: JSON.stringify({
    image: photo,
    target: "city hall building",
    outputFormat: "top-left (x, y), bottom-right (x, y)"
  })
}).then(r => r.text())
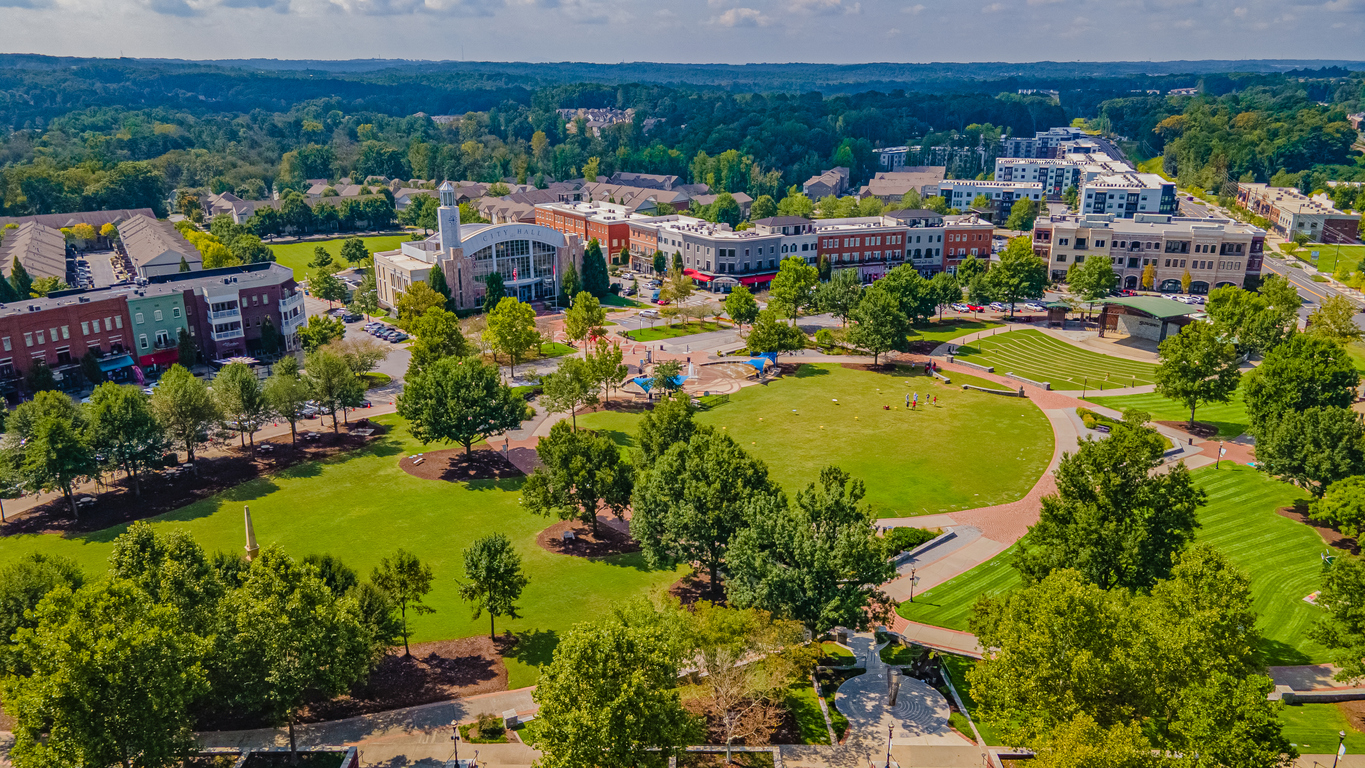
top-left (374, 183), bottom-right (586, 311)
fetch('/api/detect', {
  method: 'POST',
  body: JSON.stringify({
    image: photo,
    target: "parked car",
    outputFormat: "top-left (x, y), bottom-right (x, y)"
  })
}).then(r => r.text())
top-left (388, 333), bottom-right (408, 343)
top-left (342, 312), bottom-right (361, 323)
top-left (965, 304), bottom-right (985, 312)
top-left (951, 303), bottom-right (969, 312)
top-left (988, 302), bottom-right (1007, 312)
top-left (656, 299), bottom-right (670, 306)
top-left (1024, 302), bottom-right (1046, 312)
top-left (639, 309), bottom-right (661, 319)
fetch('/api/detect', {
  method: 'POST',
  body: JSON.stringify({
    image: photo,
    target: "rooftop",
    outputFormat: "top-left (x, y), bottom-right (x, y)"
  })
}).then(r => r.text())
top-left (1101, 296), bottom-right (1200, 319)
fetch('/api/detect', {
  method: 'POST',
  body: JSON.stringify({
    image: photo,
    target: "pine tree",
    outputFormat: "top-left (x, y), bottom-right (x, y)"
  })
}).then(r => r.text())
top-left (483, 272), bottom-right (506, 314)
top-left (179, 257), bottom-right (190, 273)
top-left (0, 271), bottom-right (20, 302)
top-left (561, 261), bottom-right (581, 304)
top-left (428, 267), bottom-right (452, 310)
top-left (10, 258), bottom-right (33, 298)
top-left (581, 239), bottom-right (610, 299)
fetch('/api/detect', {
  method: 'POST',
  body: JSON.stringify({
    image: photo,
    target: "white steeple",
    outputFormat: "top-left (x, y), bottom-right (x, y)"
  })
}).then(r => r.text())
top-left (438, 181), bottom-right (461, 255)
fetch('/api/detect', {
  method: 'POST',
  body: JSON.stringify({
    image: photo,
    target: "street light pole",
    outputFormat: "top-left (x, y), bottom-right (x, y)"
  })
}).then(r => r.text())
top-left (1333, 730), bottom-right (1346, 768)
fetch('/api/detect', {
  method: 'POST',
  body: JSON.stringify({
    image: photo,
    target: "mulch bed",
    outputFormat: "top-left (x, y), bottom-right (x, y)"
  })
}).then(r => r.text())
top-left (536, 519), bottom-right (640, 558)
top-left (1336, 700), bottom-right (1365, 734)
top-left (0, 422), bottom-right (383, 537)
top-left (670, 571), bottom-right (726, 608)
top-left (905, 340), bottom-right (940, 355)
top-left (1156, 420), bottom-right (1220, 439)
top-left (399, 447), bottom-right (524, 483)
top-left (296, 635), bottom-right (511, 724)
top-left (1277, 502), bottom-right (1360, 555)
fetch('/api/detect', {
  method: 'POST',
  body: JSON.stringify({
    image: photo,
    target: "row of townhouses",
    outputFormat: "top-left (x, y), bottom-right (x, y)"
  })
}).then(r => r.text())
top-left (0, 262), bottom-right (304, 396)
top-left (1032, 213), bottom-right (1265, 292)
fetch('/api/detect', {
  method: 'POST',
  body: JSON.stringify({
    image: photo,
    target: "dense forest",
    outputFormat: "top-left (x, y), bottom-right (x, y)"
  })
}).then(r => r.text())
top-left (0, 57), bottom-right (1362, 219)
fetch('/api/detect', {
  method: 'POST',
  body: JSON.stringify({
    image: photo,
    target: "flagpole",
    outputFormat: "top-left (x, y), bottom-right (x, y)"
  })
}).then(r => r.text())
top-left (1216, 440), bottom-right (1223, 469)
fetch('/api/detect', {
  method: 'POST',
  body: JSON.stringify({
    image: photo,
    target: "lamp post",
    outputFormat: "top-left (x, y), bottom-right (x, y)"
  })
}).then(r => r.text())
top-left (1333, 730), bottom-right (1346, 768)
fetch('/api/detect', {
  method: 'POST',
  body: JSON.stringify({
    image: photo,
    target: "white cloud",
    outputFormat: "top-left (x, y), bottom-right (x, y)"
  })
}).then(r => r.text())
top-left (788, 0), bottom-right (860, 13)
top-left (902, 2), bottom-right (924, 11)
top-left (981, 2), bottom-right (1004, 11)
top-left (711, 6), bottom-right (768, 25)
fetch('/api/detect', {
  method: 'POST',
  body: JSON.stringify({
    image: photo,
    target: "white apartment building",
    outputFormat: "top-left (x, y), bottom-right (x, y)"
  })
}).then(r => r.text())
top-left (938, 180), bottom-right (1045, 224)
top-left (1080, 174), bottom-right (1178, 218)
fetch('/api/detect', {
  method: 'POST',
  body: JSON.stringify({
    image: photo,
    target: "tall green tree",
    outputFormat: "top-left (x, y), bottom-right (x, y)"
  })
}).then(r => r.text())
top-left (585, 339), bottom-right (628, 404)
top-left (1004, 197), bottom-right (1039, 231)
top-left (1067, 256), bottom-right (1118, 317)
top-left (176, 327), bottom-right (198, 367)
top-left (847, 283), bottom-right (908, 365)
top-left (724, 285), bottom-right (759, 330)
top-left (311, 269), bottom-right (349, 307)
top-left (407, 306), bottom-right (471, 376)
top-left (1314, 555), bottom-right (1365, 684)
top-left (748, 194), bottom-right (777, 221)
top-left (427, 265), bottom-right (452, 309)
top-left (108, 522), bottom-right (226, 636)
top-left (532, 616), bottom-right (698, 768)
top-left (1244, 332), bottom-right (1360, 435)
top-left (397, 356), bottom-right (528, 455)
top-left (1154, 321), bottom-right (1242, 429)
top-left (484, 296), bottom-right (541, 377)
top-left (635, 391), bottom-right (697, 466)
top-left (560, 260), bottom-right (581, 304)
top-left (87, 382), bottom-right (167, 498)
top-left (456, 533), bottom-right (528, 639)
top-left (564, 290), bottom-right (607, 345)
top-left (298, 313), bottom-right (345, 352)
top-left (371, 549), bottom-right (435, 657)
top-left (1205, 282), bottom-right (1297, 356)
top-left (816, 268), bottom-right (863, 326)
top-left (22, 415), bottom-right (97, 519)
top-left (983, 237), bottom-right (1047, 315)
top-left (212, 361), bottom-right (270, 452)
top-left (879, 264), bottom-right (936, 324)
top-left (581, 239), bottom-right (611, 298)
top-left (1309, 295), bottom-right (1364, 346)
top-left (1015, 413), bottom-right (1204, 591)
top-left (632, 427), bottom-right (780, 594)
top-left (929, 270), bottom-right (962, 321)
top-left (522, 421), bottom-right (633, 536)
top-left (1256, 406), bottom-right (1365, 497)
top-left (219, 547), bottom-right (372, 762)
top-left (304, 350), bottom-right (365, 432)
top-left (10, 257), bottom-right (34, 298)
top-left (1311, 476), bottom-right (1365, 538)
top-left (727, 466), bottom-right (896, 633)
top-left (2, 580), bottom-right (208, 768)
top-left (263, 357), bottom-right (311, 445)
top-left (767, 256), bottom-right (819, 322)
top-left (340, 237), bottom-right (369, 264)
top-left (540, 356), bottom-right (599, 430)
top-left (745, 309), bottom-right (806, 358)
top-left (0, 553), bottom-right (84, 674)
top-left (483, 271), bottom-right (506, 314)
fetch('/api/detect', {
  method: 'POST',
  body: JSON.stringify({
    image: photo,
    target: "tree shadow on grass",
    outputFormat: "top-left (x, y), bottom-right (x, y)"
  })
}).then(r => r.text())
top-left (465, 477), bottom-right (527, 494)
top-left (1258, 637), bottom-right (1312, 667)
top-left (589, 549), bottom-right (661, 572)
top-left (792, 365), bottom-right (831, 379)
top-left (503, 628), bottom-right (558, 672)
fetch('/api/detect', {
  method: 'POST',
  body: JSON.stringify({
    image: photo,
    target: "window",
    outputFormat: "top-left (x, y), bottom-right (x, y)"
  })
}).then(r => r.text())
top-left (1, 337), bottom-right (7, 352)
top-left (104, 318), bottom-right (112, 332)
top-left (81, 322), bottom-right (89, 335)
top-left (1056, 254), bottom-right (1067, 263)
top-left (154, 309), bottom-right (163, 322)
top-left (156, 330), bottom-right (170, 347)
top-left (139, 334), bottom-right (149, 350)
top-left (61, 326), bottom-right (69, 340)
top-left (115, 316), bottom-right (122, 329)
top-left (24, 333), bottom-right (33, 348)
top-left (35, 331), bottom-right (45, 345)
top-left (173, 307), bottom-right (181, 319)
top-left (49, 328), bottom-right (57, 342)
top-left (136, 312), bottom-right (144, 324)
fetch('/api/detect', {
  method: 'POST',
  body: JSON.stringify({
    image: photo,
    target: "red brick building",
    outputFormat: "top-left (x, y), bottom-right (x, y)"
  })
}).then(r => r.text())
top-left (535, 201), bottom-right (647, 258)
top-left (0, 292), bottom-right (133, 392)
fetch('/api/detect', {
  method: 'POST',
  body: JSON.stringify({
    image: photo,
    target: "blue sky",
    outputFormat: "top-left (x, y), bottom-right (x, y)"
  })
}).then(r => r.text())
top-left (2, 0), bottom-right (1362, 64)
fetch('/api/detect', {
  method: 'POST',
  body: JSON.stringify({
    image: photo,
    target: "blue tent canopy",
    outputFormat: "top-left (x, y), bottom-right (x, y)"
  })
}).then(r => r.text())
top-left (97, 354), bottom-right (135, 372)
top-left (631, 375), bottom-right (690, 393)
top-left (742, 358), bottom-right (769, 373)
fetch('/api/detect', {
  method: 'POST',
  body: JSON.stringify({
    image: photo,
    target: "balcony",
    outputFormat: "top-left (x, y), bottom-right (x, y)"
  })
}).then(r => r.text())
top-left (279, 293), bottom-right (304, 314)
top-left (212, 326), bottom-right (245, 342)
top-left (282, 311), bottom-right (305, 333)
top-left (209, 307), bottom-right (241, 322)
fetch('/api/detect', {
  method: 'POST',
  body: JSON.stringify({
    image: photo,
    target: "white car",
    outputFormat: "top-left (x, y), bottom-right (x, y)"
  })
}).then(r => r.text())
top-left (639, 309), bottom-right (661, 319)
top-left (988, 302), bottom-right (1007, 312)
top-left (951, 303), bottom-right (969, 312)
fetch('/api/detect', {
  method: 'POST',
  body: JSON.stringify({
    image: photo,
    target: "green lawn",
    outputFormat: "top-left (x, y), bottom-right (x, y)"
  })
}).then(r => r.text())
top-left (268, 234), bottom-right (411, 278)
top-left (908, 319), bottom-right (1004, 344)
top-left (578, 364), bottom-right (1054, 517)
top-left (0, 414), bottom-right (682, 689)
top-left (1280, 703), bottom-right (1365, 755)
top-left (1308, 244), bottom-right (1365, 276)
top-left (1086, 386), bottom-right (1250, 439)
top-left (819, 642), bottom-right (857, 667)
top-left (626, 321), bottom-right (727, 342)
top-left (951, 329), bottom-right (1158, 390)
top-left (1346, 343), bottom-right (1365, 373)
top-left (897, 465), bottom-right (1327, 665)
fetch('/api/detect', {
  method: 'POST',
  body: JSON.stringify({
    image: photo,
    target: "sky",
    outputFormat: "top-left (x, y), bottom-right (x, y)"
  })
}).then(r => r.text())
top-left (2, 0), bottom-right (1363, 64)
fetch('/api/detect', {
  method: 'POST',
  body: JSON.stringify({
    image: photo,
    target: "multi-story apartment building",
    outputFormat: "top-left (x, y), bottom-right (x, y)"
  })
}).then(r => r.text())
top-left (534, 200), bottom-right (648, 259)
top-left (938, 180), bottom-right (1045, 224)
top-left (1001, 127), bottom-right (1086, 159)
top-left (874, 147), bottom-right (910, 171)
top-left (1080, 174), bottom-right (1177, 218)
top-left (814, 216), bottom-right (919, 283)
top-left (994, 159), bottom-right (1084, 197)
top-left (1236, 184), bottom-right (1361, 244)
top-left (0, 262), bottom-right (304, 397)
top-left (1033, 213), bottom-right (1264, 291)
top-left (942, 216), bottom-right (996, 272)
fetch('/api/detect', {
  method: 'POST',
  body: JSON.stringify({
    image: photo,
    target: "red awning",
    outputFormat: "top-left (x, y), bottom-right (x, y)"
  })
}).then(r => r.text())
top-left (737, 272), bottom-right (778, 286)
top-left (682, 268), bottom-right (715, 283)
top-left (138, 349), bottom-right (180, 367)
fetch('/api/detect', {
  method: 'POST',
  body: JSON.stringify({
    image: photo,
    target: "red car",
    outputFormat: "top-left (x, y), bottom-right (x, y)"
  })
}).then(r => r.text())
top-left (965, 304), bottom-right (985, 312)
top-left (656, 299), bottom-right (670, 305)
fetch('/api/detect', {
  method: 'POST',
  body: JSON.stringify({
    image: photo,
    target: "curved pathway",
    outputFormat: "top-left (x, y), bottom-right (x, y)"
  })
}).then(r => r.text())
top-left (834, 633), bottom-right (969, 749)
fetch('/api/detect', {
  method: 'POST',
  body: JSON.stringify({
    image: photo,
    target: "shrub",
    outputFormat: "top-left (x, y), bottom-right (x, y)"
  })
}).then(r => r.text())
top-left (815, 328), bottom-right (836, 348)
top-left (1081, 414), bottom-right (1098, 430)
top-left (474, 712), bottom-right (505, 740)
top-left (881, 526), bottom-right (937, 558)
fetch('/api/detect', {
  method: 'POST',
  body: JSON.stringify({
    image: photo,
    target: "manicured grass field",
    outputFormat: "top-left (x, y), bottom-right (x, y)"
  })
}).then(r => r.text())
top-left (268, 234), bottom-right (411, 278)
top-left (897, 464), bottom-right (1326, 665)
top-left (1280, 703), bottom-right (1365, 754)
top-left (1086, 387), bottom-right (1250, 439)
top-left (943, 655), bottom-right (1005, 746)
top-left (1310, 244), bottom-right (1365, 276)
top-left (578, 364), bottom-right (1054, 517)
top-left (951, 329), bottom-right (1158, 390)
top-left (1346, 343), bottom-right (1365, 373)
top-left (626, 321), bottom-right (727, 342)
top-left (0, 414), bottom-right (682, 688)
top-left (909, 319), bottom-right (1004, 345)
